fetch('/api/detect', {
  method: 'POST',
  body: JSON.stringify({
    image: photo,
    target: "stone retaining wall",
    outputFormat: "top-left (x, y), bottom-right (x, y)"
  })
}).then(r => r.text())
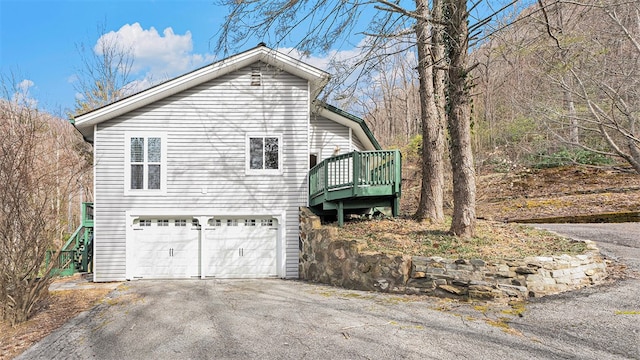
top-left (299, 208), bottom-right (607, 299)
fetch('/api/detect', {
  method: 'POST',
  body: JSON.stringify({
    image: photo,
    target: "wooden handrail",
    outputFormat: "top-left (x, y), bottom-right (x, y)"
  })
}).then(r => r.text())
top-left (309, 150), bottom-right (401, 201)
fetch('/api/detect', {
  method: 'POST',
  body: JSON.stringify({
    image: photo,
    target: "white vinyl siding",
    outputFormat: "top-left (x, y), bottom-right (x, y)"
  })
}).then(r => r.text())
top-left (352, 133), bottom-right (366, 152)
top-left (92, 63), bottom-right (308, 281)
top-left (310, 115), bottom-right (352, 161)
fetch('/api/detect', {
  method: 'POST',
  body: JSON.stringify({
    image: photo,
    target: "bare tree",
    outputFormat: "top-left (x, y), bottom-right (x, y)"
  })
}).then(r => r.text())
top-left (351, 50), bottom-right (420, 147)
top-left (470, 7), bottom-right (549, 168)
top-left (73, 23), bottom-right (134, 115)
top-left (470, 0), bottom-right (640, 174)
top-left (0, 78), bottom-right (90, 325)
top-left (414, 0), bottom-right (446, 223)
top-left (215, 0), bottom-right (480, 227)
top-left (444, 0), bottom-right (477, 236)
top-left (537, 0), bottom-right (580, 144)
top-left (530, 0), bottom-right (640, 171)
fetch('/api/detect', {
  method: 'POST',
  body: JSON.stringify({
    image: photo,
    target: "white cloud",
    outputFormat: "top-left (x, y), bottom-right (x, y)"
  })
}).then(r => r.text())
top-left (17, 79), bottom-right (34, 93)
top-left (12, 79), bottom-right (37, 107)
top-left (278, 46), bottom-right (362, 71)
top-left (95, 23), bottom-right (216, 91)
top-left (121, 77), bottom-right (156, 97)
top-left (278, 40), bottom-right (383, 104)
top-left (277, 44), bottom-right (366, 103)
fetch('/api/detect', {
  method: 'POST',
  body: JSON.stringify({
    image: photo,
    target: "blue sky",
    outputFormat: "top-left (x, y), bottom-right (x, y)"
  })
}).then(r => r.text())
top-left (1, 0), bottom-right (380, 116)
top-left (0, 0), bottom-right (516, 117)
top-left (1, 0), bottom-right (241, 115)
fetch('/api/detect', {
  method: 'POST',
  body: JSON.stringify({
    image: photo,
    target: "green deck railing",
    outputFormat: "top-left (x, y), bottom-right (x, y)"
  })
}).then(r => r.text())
top-left (309, 150), bottom-right (401, 225)
top-left (47, 202), bottom-right (94, 276)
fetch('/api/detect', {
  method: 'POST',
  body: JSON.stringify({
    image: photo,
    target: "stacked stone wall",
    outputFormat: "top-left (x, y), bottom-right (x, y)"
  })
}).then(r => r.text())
top-left (299, 208), bottom-right (607, 299)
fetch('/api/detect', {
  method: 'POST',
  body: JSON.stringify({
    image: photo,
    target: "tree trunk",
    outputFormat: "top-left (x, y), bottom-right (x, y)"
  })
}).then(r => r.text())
top-left (432, 0), bottom-right (447, 138)
top-left (414, 0), bottom-right (445, 223)
top-left (627, 140), bottom-right (640, 173)
top-left (566, 92), bottom-right (578, 144)
top-left (627, 117), bottom-right (640, 173)
top-left (445, 0), bottom-right (476, 237)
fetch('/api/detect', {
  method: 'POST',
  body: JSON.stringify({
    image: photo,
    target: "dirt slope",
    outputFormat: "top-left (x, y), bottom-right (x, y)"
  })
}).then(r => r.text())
top-left (401, 165), bottom-right (640, 222)
top-left (476, 166), bottom-right (640, 222)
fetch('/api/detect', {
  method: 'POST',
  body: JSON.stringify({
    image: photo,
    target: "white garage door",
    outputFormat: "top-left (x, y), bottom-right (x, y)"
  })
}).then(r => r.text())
top-left (132, 219), bottom-right (200, 279)
top-left (204, 218), bottom-right (278, 278)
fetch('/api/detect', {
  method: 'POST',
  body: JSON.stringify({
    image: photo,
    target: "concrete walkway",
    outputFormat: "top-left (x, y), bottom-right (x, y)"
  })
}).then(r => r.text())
top-left (48, 274), bottom-right (121, 292)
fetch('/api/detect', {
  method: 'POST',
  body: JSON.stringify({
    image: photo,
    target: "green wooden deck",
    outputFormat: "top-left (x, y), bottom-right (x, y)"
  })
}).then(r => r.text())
top-left (309, 150), bottom-right (401, 226)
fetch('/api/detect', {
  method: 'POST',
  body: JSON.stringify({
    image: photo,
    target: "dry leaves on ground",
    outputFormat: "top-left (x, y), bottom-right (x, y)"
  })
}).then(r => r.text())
top-left (476, 166), bottom-right (640, 222)
top-left (336, 218), bottom-right (587, 261)
top-left (0, 286), bottom-right (111, 360)
top-left (402, 165), bottom-right (640, 221)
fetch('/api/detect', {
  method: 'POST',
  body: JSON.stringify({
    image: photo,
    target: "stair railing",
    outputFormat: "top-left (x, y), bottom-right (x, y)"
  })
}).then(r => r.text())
top-left (46, 202), bottom-right (94, 276)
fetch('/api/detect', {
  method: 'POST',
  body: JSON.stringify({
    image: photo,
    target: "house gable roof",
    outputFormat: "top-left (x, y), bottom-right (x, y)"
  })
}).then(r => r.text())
top-left (316, 102), bottom-right (381, 151)
top-left (73, 44), bottom-right (330, 142)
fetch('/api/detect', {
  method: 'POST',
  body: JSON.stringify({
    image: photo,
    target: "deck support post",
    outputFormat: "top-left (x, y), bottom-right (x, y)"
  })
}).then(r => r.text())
top-left (81, 230), bottom-right (89, 272)
top-left (392, 196), bottom-right (400, 217)
top-left (337, 201), bottom-right (344, 227)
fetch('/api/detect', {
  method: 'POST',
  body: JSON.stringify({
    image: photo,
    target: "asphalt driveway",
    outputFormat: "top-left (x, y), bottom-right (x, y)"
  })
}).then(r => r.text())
top-left (534, 223), bottom-right (640, 271)
top-left (17, 223), bottom-right (640, 360)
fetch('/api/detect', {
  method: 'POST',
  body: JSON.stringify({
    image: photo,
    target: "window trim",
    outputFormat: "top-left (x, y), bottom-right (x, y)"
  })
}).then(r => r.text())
top-left (245, 133), bottom-right (283, 175)
top-left (124, 132), bottom-right (167, 195)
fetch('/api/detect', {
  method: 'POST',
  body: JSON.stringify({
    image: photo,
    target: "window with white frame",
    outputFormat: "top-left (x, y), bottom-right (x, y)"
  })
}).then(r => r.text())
top-left (246, 134), bottom-right (282, 174)
top-left (125, 133), bottom-right (167, 194)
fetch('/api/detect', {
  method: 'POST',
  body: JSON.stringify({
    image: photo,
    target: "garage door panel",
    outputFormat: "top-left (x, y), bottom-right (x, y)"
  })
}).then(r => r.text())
top-left (204, 217), bottom-right (277, 278)
top-left (136, 248), bottom-right (175, 278)
top-left (244, 248), bottom-right (276, 259)
top-left (211, 240), bottom-right (275, 252)
top-left (132, 219), bottom-right (200, 278)
top-left (130, 216), bottom-right (277, 279)
top-left (246, 242), bottom-right (276, 251)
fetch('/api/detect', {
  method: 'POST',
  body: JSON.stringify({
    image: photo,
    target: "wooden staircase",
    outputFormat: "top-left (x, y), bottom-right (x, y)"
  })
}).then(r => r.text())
top-left (47, 202), bottom-right (94, 276)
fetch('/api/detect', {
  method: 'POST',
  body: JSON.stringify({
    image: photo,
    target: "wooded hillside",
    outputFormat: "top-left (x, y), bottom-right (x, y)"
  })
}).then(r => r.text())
top-left (360, 1), bottom-right (639, 174)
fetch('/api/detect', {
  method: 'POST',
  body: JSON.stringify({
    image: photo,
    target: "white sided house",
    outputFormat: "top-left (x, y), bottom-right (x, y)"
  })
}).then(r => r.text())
top-left (73, 44), bottom-right (400, 282)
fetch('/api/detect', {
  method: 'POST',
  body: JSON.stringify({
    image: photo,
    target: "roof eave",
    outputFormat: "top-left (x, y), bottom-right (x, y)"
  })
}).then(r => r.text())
top-left (316, 103), bottom-right (381, 151)
top-left (73, 46), bottom-right (330, 141)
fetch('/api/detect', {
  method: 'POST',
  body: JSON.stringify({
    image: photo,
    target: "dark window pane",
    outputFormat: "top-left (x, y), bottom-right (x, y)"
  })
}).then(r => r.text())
top-left (131, 138), bottom-right (144, 162)
top-left (131, 164), bottom-right (143, 189)
top-left (148, 165), bottom-right (161, 189)
top-left (148, 137), bottom-right (161, 162)
top-left (265, 137), bottom-right (279, 169)
top-left (249, 137), bottom-right (263, 169)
